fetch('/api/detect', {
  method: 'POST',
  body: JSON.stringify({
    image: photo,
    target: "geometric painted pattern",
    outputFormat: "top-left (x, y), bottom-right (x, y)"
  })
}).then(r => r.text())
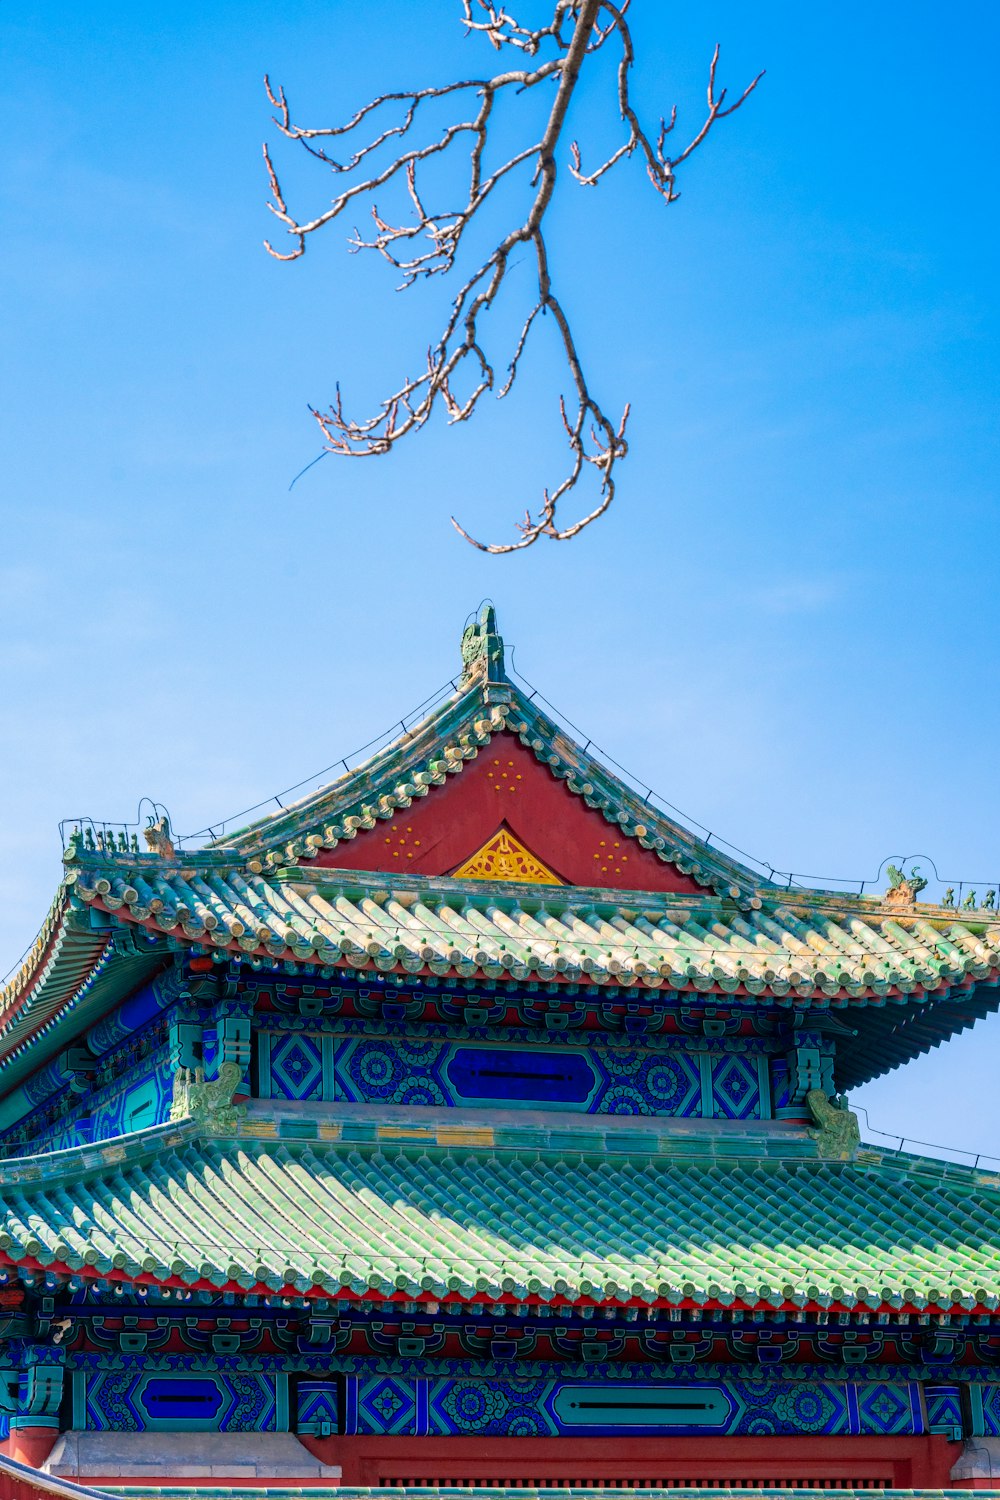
top-left (337, 1037), bottom-right (447, 1107)
top-left (261, 1029), bottom-right (773, 1119)
top-left (736, 1380), bottom-right (849, 1436)
top-left (925, 1384), bottom-right (963, 1439)
top-left (856, 1381), bottom-right (922, 1436)
top-left (94, 1061), bottom-right (171, 1137)
top-left (431, 1376), bottom-right (554, 1437)
top-left (971, 1381), bottom-right (1000, 1437)
top-left (7, 1054), bottom-right (173, 1156)
top-left (597, 1049), bottom-right (701, 1116)
top-left (82, 1370), bottom-right (283, 1432)
top-left (269, 1034), bottom-right (324, 1102)
top-left (297, 1381), bottom-right (339, 1436)
top-left (771, 1058), bottom-right (791, 1110)
top-left (349, 1377), bottom-right (422, 1436)
top-left (341, 1376), bottom-right (926, 1437)
top-left (710, 1055), bottom-right (762, 1120)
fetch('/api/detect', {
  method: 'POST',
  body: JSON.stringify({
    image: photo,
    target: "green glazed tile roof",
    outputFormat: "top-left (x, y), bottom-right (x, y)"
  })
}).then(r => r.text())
top-left (2, 1111), bottom-right (1000, 1313)
top-left (0, 860), bottom-right (995, 1093)
top-left (0, 897), bottom-right (161, 1092)
top-left (61, 858), bottom-right (1000, 1079)
top-left (61, 862), bottom-right (1000, 1006)
top-left (2, 607), bottom-right (999, 1089)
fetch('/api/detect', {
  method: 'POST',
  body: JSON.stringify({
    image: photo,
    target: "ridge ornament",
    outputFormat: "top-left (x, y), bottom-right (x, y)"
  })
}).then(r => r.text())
top-left (806, 1088), bottom-right (861, 1161)
top-left (169, 1061), bottom-right (246, 1132)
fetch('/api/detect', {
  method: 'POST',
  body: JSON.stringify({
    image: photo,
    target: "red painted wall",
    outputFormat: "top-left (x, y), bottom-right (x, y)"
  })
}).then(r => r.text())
top-left (300, 1432), bottom-right (958, 1487)
top-left (315, 733), bottom-right (702, 893)
top-left (0, 1432), bottom-right (961, 1492)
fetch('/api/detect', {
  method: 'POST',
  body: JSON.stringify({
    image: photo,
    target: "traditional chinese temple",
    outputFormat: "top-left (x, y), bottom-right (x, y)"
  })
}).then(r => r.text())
top-left (1, 607), bottom-right (1000, 1496)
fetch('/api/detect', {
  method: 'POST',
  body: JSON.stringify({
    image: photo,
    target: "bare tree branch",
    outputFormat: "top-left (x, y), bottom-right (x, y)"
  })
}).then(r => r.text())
top-left (264, 1), bottom-right (762, 551)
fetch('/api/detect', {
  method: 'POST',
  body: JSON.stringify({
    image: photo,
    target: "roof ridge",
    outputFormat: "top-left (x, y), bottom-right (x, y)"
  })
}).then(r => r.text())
top-left (152, 680), bottom-right (766, 901)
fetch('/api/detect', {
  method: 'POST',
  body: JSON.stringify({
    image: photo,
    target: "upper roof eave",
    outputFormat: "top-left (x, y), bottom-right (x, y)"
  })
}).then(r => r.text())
top-left (3, 854), bottom-right (998, 1094)
top-left (0, 891), bottom-right (171, 1107)
top-left (7, 607), bottom-right (1000, 1086)
top-left (63, 858), bottom-right (1000, 1012)
top-left (3, 846), bottom-right (997, 1098)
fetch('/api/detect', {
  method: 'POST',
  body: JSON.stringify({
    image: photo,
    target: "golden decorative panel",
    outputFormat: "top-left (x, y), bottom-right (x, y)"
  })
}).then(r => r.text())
top-left (452, 826), bottom-right (563, 885)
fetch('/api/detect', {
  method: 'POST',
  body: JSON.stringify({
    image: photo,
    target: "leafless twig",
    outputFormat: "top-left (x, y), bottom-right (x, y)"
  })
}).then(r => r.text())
top-left (264, 1), bottom-right (762, 551)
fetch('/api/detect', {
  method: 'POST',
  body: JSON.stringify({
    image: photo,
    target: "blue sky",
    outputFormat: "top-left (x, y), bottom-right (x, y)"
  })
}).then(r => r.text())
top-left (2, 2), bottom-right (998, 1154)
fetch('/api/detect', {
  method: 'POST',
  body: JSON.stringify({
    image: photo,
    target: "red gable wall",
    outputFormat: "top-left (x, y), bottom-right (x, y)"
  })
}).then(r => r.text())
top-left (312, 732), bottom-right (702, 893)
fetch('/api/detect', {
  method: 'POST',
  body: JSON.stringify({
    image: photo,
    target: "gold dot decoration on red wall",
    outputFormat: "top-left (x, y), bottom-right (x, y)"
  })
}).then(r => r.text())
top-left (453, 825), bottom-right (563, 885)
top-left (383, 825), bottom-right (423, 860)
top-left (486, 756), bottom-right (523, 793)
top-left (592, 838), bottom-right (631, 878)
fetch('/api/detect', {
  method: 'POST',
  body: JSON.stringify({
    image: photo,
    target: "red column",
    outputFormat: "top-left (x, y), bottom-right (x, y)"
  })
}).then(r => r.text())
top-left (6, 1430), bottom-right (57, 1470)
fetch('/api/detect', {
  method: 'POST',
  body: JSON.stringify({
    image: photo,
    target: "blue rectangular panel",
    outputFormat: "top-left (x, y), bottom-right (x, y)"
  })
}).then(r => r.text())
top-left (549, 1383), bottom-right (733, 1432)
top-left (448, 1047), bottom-right (597, 1105)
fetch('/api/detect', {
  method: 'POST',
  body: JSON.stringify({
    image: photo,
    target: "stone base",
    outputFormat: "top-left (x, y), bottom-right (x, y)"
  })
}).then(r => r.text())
top-left (952, 1437), bottom-right (1000, 1485)
top-left (43, 1430), bottom-right (343, 1481)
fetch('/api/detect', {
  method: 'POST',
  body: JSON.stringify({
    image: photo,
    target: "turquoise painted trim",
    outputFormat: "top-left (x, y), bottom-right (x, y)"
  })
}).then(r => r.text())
top-left (321, 1033), bottom-right (336, 1103)
top-left (969, 1382), bottom-right (987, 1436)
top-left (698, 1053), bottom-right (713, 1117)
top-left (258, 1032), bottom-right (272, 1099)
top-left (275, 1371), bottom-right (289, 1433)
top-left (124, 1076), bottom-right (160, 1133)
top-left (756, 1053), bottom-right (772, 1118)
top-left (268, 1029), bottom-right (755, 1119)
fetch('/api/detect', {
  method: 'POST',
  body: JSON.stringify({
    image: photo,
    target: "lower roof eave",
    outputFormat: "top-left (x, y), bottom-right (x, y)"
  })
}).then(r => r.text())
top-left (0, 1109), bottom-right (999, 1319)
top-left (0, 1248), bottom-right (995, 1323)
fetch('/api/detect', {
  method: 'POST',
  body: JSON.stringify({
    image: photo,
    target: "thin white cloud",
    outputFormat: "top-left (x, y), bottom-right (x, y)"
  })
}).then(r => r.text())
top-left (748, 576), bottom-right (845, 614)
